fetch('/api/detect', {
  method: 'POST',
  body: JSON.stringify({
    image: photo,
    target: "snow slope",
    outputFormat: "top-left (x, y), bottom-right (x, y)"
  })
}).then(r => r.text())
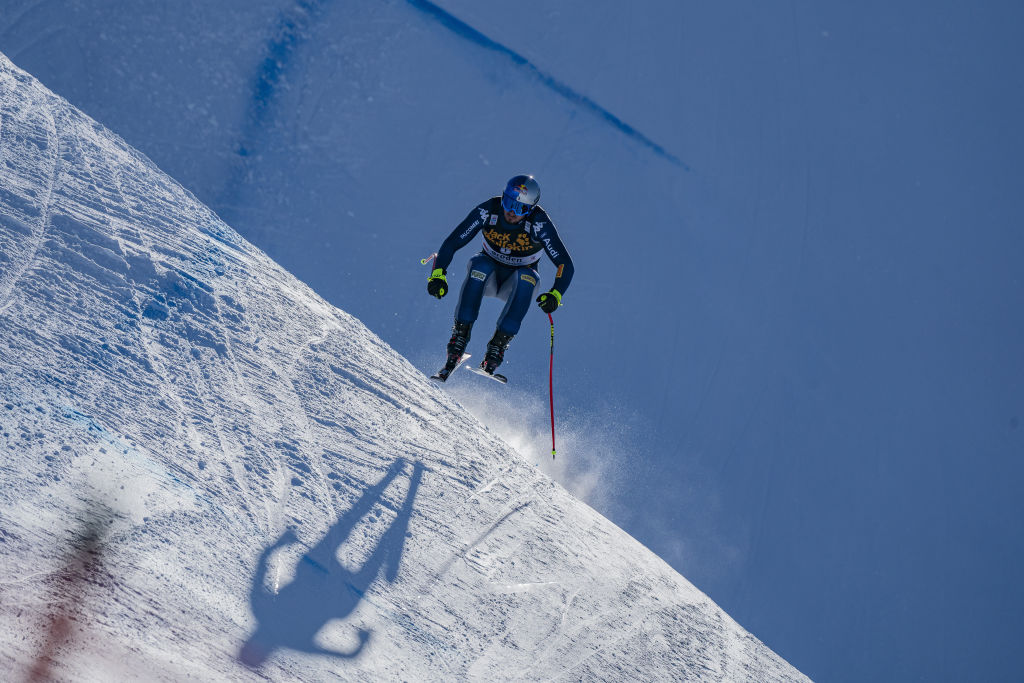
top-left (0, 54), bottom-right (806, 681)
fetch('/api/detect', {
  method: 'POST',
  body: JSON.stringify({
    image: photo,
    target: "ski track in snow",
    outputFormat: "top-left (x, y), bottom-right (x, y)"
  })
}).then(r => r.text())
top-left (0, 83), bottom-right (59, 315)
top-left (0, 53), bottom-right (807, 681)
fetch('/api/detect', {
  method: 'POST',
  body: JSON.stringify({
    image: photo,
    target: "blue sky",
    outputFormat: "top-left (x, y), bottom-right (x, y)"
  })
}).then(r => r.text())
top-left (2, 1), bottom-right (1022, 679)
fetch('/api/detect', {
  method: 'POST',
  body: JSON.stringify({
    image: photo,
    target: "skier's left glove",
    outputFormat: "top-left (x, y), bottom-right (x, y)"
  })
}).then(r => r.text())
top-left (536, 289), bottom-right (561, 314)
top-left (427, 268), bottom-right (448, 298)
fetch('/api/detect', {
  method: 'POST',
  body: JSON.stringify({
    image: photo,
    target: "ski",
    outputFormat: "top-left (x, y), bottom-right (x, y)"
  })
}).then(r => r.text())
top-left (467, 364), bottom-right (508, 384)
top-left (430, 354), bottom-right (470, 382)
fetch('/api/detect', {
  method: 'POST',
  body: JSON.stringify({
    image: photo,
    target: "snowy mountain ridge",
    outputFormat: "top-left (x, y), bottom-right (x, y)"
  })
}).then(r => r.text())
top-left (0, 52), bottom-right (806, 681)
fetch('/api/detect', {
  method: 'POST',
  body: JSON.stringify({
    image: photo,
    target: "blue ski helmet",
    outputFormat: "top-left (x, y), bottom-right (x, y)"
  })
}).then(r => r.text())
top-left (501, 175), bottom-right (541, 217)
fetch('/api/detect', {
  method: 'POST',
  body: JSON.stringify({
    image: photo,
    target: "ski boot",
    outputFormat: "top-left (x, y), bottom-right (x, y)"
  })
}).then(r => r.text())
top-left (481, 330), bottom-right (514, 376)
top-left (430, 320), bottom-right (473, 382)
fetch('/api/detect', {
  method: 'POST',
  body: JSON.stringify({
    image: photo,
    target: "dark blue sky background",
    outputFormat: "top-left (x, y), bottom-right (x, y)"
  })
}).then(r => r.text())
top-left (3, 1), bottom-right (1022, 680)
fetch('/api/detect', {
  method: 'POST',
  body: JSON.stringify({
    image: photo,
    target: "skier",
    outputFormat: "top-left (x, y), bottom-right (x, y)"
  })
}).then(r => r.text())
top-left (427, 174), bottom-right (574, 381)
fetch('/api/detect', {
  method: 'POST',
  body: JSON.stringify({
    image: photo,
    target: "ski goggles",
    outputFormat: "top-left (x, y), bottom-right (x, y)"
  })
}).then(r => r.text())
top-left (501, 191), bottom-right (535, 217)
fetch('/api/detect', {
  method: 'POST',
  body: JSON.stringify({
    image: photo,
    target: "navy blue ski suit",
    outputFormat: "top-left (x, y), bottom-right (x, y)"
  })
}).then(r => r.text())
top-left (435, 196), bottom-right (574, 335)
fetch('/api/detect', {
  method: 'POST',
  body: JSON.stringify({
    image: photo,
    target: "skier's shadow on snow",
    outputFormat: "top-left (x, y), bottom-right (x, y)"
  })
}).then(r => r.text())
top-left (239, 457), bottom-right (423, 667)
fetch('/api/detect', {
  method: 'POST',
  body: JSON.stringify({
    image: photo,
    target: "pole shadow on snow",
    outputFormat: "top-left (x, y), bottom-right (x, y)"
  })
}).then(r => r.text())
top-left (239, 458), bottom-right (424, 667)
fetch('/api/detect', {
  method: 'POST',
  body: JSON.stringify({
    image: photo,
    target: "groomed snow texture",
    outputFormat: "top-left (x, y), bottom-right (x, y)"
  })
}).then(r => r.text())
top-left (0, 54), bottom-right (806, 681)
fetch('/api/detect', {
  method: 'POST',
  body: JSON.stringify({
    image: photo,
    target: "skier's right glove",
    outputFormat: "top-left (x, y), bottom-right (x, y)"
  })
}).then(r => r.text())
top-left (536, 289), bottom-right (562, 313)
top-left (427, 268), bottom-right (448, 299)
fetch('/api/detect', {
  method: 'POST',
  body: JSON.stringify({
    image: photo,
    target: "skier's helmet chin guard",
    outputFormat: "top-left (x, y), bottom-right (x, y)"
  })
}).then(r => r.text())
top-left (501, 175), bottom-right (541, 218)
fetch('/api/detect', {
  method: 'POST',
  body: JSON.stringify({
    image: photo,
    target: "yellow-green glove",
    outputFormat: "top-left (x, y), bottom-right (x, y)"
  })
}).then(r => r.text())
top-left (536, 289), bottom-right (561, 313)
top-left (427, 268), bottom-right (448, 299)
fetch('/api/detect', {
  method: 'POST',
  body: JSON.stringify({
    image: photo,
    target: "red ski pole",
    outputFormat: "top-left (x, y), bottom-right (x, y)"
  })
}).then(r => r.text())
top-left (547, 313), bottom-right (556, 459)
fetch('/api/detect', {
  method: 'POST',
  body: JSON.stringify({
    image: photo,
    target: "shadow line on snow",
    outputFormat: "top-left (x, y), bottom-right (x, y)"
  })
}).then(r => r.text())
top-left (427, 500), bottom-right (530, 586)
top-left (239, 457), bottom-right (423, 667)
top-left (405, 0), bottom-right (690, 170)
top-left (219, 0), bottom-right (335, 219)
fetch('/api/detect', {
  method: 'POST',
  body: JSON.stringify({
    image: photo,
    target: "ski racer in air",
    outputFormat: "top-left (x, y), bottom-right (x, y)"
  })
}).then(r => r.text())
top-left (427, 174), bottom-right (574, 382)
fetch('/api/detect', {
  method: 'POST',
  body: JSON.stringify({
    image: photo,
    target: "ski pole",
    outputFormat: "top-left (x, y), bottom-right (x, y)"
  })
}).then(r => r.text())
top-left (548, 312), bottom-right (556, 459)
top-left (420, 252), bottom-right (438, 266)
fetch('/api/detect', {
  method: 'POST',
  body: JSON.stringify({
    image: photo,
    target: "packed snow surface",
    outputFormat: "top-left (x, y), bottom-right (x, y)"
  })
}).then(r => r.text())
top-left (0, 53), bottom-right (806, 681)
